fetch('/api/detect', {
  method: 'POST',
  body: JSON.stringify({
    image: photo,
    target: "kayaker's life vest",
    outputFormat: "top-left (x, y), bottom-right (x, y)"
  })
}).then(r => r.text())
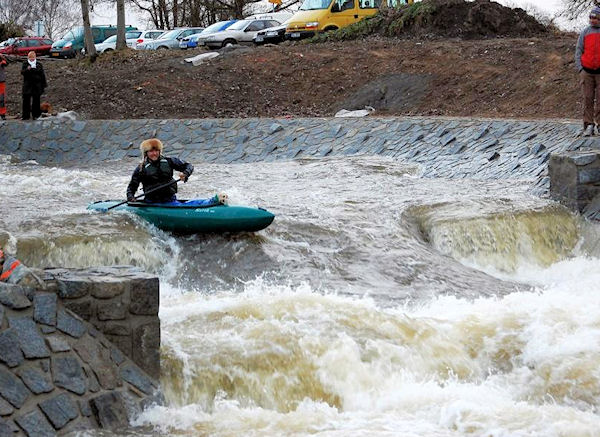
top-left (0, 250), bottom-right (29, 284)
top-left (140, 157), bottom-right (177, 202)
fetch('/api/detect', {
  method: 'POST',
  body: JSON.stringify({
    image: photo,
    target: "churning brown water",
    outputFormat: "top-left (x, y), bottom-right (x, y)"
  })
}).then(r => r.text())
top-left (1, 154), bottom-right (599, 436)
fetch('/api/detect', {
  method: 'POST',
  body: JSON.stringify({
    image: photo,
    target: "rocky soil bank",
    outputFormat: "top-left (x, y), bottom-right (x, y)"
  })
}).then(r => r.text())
top-left (0, 0), bottom-right (582, 121)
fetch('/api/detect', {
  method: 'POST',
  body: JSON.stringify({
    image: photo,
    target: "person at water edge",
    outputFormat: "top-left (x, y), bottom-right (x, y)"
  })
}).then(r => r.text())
top-left (575, 6), bottom-right (600, 136)
top-left (0, 54), bottom-right (7, 120)
top-left (127, 138), bottom-right (195, 203)
top-left (21, 51), bottom-right (47, 121)
top-left (0, 248), bottom-right (44, 287)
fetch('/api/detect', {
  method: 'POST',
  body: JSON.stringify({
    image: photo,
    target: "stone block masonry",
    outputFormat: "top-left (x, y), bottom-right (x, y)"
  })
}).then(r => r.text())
top-left (0, 267), bottom-right (161, 436)
top-left (548, 151), bottom-right (600, 219)
top-left (42, 266), bottom-right (160, 380)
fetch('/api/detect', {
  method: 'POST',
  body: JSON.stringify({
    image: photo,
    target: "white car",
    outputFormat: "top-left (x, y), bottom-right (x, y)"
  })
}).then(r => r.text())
top-left (138, 28), bottom-right (204, 50)
top-left (203, 19), bottom-right (281, 49)
top-left (93, 31), bottom-right (142, 53)
top-left (179, 20), bottom-right (238, 49)
top-left (134, 30), bottom-right (165, 49)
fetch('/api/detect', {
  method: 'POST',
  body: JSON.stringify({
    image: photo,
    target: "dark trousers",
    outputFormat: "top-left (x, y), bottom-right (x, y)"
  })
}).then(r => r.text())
top-left (22, 93), bottom-right (41, 120)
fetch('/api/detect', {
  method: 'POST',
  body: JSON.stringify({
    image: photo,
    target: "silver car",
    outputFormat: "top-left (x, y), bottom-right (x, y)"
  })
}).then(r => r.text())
top-left (203, 19), bottom-right (281, 49)
top-left (138, 27), bottom-right (204, 50)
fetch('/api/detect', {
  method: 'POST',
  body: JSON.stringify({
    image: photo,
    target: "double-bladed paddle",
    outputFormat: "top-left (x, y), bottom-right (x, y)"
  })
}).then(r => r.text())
top-left (103, 178), bottom-right (181, 211)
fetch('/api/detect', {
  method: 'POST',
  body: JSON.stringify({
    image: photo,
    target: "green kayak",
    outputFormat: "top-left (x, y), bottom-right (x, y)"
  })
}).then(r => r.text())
top-left (87, 200), bottom-right (275, 234)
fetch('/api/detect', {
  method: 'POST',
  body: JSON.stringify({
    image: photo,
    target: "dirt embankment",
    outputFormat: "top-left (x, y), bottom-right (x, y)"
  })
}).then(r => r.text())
top-left (0, 0), bottom-right (582, 121)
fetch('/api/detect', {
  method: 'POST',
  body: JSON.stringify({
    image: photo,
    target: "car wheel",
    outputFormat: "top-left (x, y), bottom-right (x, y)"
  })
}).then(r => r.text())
top-left (323, 26), bottom-right (338, 32)
top-left (104, 48), bottom-right (113, 52)
top-left (158, 46), bottom-right (168, 50)
top-left (222, 39), bottom-right (236, 48)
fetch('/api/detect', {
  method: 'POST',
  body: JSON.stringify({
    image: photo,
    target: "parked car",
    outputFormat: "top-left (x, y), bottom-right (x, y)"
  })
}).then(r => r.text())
top-left (137, 28), bottom-right (204, 50)
top-left (89, 31), bottom-right (143, 53)
top-left (0, 38), bottom-right (15, 49)
top-left (253, 19), bottom-right (291, 45)
top-left (0, 37), bottom-right (54, 56)
top-left (51, 25), bottom-right (137, 58)
top-left (179, 20), bottom-right (237, 49)
top-left (203, 19), bottom-right (281, 49)
top-left (134, 30), bottom-right (165, 49)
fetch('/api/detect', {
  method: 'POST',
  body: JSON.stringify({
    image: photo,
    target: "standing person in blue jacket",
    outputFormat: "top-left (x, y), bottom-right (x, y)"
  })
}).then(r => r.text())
top-left (127, 138), bottom-right (194, 203)
top-left (576, 6), bottom-right (600, 136)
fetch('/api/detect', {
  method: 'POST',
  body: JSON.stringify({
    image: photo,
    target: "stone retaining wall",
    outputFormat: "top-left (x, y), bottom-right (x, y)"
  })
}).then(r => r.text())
top-left (548, 151), bottom-right (600, 218)
top-left (0, 267), bottom-right (161, 436)
top-left (43, 267), bottom-right (160, 380)
top-left (1, 117), bottom-right (598, 196)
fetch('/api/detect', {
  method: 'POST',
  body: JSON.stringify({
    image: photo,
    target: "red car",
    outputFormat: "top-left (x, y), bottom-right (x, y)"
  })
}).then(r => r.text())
top-left (0, 37), bottom-right (54, 56)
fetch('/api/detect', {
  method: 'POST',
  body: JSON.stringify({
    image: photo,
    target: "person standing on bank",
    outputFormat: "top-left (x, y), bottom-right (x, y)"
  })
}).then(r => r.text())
top-left (0, 54), bottom-right (7, 120)
top-left (127, 138), bottom-right (194, 203)
top-left (21, 51), bottom-right (47, 121)
top-left (576, 6), bottom-right (600, 136)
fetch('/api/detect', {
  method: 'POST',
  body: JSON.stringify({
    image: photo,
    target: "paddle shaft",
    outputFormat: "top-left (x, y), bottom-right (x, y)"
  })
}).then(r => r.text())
top-left (105, 178), bottom-right (181, 211)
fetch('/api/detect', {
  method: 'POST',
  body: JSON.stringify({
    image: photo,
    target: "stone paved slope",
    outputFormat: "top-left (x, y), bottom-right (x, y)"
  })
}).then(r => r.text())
top-left (0, 117), bottom-right (597, 198)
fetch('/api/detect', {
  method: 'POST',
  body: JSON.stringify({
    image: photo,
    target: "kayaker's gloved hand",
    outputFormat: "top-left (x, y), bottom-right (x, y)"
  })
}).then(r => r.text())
top-left (179, 172), bottom-right (189, 182)
top-left (127, 196), bottom-right (135, 203)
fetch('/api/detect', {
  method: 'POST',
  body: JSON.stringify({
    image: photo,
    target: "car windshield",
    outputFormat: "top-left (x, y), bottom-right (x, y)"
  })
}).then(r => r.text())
top-left (103, 35), bottom-right (117, 43)
top-left (300, 0), bottom-right (331, 10)
top-left (158, 29), bottom-right (180, 40)
top-left (202, 21), bottom-right (231, 34)
top-left (62, 27), bottom-right (83, 40)
top-left (126, 31), bottom-right (142, 38)
top-left (227, 20), bottom-right (251, 31)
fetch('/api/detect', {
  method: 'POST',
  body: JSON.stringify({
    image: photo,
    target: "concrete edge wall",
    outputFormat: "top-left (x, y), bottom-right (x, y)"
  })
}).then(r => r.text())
top-left (1, 117), bottom-right (598, 197)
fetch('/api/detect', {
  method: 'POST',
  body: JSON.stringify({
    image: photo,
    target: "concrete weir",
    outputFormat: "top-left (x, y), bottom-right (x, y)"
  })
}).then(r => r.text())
top-left (1, 116), bottom-right (600, 434)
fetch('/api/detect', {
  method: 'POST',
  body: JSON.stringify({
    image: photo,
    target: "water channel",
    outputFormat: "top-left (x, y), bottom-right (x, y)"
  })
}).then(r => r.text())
top-left (1, 153), bottom-right (599, 436)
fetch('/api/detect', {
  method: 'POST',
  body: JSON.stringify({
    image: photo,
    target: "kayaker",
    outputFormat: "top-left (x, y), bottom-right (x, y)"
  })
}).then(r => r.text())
top-left (127, 138), bottom-right (194, 203)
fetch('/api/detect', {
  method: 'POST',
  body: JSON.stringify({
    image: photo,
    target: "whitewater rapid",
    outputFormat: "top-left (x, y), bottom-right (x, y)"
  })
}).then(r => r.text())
top-left (1, 154), bottom-right (599, 436)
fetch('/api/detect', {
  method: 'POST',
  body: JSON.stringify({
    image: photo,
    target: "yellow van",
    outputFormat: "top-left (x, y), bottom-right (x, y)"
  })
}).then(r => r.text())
top-left (285, 0), bottom-right (413, 39)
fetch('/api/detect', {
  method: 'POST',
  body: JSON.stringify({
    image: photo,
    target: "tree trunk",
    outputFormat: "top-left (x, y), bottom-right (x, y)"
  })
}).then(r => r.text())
top-left (116, 0), bottom-right (126, 50)
top-left (173, 0), bottom-right (178, 27)
top-left (80, 0), bottom-right (97, 60)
